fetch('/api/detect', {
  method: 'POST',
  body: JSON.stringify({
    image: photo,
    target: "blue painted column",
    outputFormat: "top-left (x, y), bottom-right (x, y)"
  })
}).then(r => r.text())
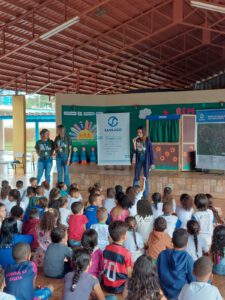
top-left (35, 121), bottom-right (39, 142)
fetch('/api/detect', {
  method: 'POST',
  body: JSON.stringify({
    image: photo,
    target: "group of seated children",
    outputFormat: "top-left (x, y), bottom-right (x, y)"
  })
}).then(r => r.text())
top-left (0, 177), bottom-right (224, 300)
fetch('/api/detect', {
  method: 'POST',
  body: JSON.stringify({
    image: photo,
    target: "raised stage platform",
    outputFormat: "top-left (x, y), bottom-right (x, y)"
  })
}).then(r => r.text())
top-left (54, 165), bottom-right (225, 213)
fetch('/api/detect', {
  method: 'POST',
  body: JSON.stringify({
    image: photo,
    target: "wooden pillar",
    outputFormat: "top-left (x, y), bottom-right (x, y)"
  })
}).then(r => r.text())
top-left (12, 95), bottom-right (26, 173)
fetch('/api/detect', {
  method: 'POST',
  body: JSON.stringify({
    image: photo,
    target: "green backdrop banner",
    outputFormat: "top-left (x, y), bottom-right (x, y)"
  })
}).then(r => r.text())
top-left (61, 102), bottom-right (222, 162)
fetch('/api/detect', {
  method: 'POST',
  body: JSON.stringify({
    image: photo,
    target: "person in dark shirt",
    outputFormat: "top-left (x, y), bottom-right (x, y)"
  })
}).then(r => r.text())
top-left (54, 124), bottom-right (72, 188)
top-left (133, 126), bottom-right (154, 198)
top-left (44, 225), bottom-right (72, 278)
top-left (35, 129), bottom-right (54, 185)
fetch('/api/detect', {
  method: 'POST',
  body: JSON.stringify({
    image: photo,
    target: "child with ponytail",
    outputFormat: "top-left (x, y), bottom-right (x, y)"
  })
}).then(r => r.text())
top-left (186, 220), bottom-right (209, 261)
top-left (62, 248), bottom-right (105, 300)
top-left (81, 229), bottom-right (103, 278)
top-left (211, 225), bottom-right (225, 275)
top-left (124, 216), bottom-right (144, 262)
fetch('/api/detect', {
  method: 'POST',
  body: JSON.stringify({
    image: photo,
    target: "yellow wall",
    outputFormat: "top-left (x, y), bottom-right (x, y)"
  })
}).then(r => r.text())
top-left (13, 95), bottom-right (26, 172)
top-left (56, 89), bottom-right (225, 124)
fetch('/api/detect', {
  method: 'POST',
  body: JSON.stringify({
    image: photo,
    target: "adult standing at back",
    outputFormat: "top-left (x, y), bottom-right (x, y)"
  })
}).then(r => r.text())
top-left (35, 129), bottom-right (54, 185)
top-left (54, 124), bottom-right (72, 187)
top-left (133, 126), bottom-right (154, 198)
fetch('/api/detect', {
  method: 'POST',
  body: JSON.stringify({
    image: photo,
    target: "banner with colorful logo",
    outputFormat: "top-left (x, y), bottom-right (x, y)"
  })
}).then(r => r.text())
top-left (96, 113), bottom-right (130, 165)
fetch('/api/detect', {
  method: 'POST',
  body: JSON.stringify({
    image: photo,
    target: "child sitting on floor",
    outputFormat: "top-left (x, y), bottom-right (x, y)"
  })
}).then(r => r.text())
top-left (5, 189), bottom-right (23, 216)
top-left (162, 186), bottom-right (176, 213)
top-left (193, 193), bottom-right (214, 247)
top-left (0, 217), bottom-right (33, 269)
top-left (206, 193), bottom-right (224, 225)
top-left (57, 182), bottom-right (68, 197)
top-left (124, 216), bottom-right (144, 262)
top-left (102, 220), bottom-right (132, 295)
top-left (158, 228), bottom-right (195, 300)
top-left (29, 177), bottom-right (37, 189)
top-left (162, 202), bottom-right (181, 238)
top-left (147, 216), bottom-right (173, 264)
top-left (5, 243), bottom-right (53, 300)
top-left (16, 180), bottom-right (25, 200)
top-left (59, 197), bottom-right (71, 227)
top-left (21, 186), bottom-right (36, 211)
top-left (44, 225), bottom-right (72, 279)
top-left (0, 266), bottom-right (16, 300)
top-left (178, 256), bottom-right (223, 300)
top-left (104, 188), bottom-right (116, 214)
top-left (81, 229), bottom-right (103, 278)
top-left (62, 248), bottom-right (105, 300)
top-left (128, 177), bottom-right (146, 216)
top-left (135, 199), bottom-right (154, 243)
top-left (176, 193), bottom-right (194, 228)
top-left (41, 180), bottom-right (50, 199)
top-left (151, 192), bottom-right (163, 218)
top-left (91, 207), bottom-right (109, 250)
top-left (48, 188), bottom-right (61, 209)
top-left (110, 193), bottom-right (132, 222)
top-left (67, 187), bottom-right (82, 210)
top-left (84, 193), bottom-right (103, 229)
top-left (124, 255), bottom-right (166, 300)
top-left (22, 208), bottom-right (40, 251)
top-left (33, 208), bottom-right (60, 267)
top-left (10, 205), bottom-right (24, 233)
top-left (211, 225), bottom-right (225, 276)
top-left (68, 202), bottom-right (88, 247)
top-left (186, 220), bottom-right (209, 261)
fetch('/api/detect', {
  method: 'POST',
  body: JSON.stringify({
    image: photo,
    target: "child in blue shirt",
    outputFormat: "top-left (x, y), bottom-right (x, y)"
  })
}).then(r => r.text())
top-left (0, 217), bottom-right (33, 269)
top-left (5, 243), bottom-right (53, 300)
top-left (158, 228), bottom-right (195, 300)
top-left (84, 193), bottom-right (103, 229)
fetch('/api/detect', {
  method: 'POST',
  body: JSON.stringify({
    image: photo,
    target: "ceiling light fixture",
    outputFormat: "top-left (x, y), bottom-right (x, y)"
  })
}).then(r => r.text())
top-left (40, 16), bottom-right (80, 40)
top-left (190, 0), bottom-right (225, 13)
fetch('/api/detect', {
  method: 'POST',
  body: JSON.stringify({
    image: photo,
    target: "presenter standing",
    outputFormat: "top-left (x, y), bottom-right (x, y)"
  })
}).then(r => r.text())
top-left (54, 124), bottom-right (72, 187)
top-left (35, 129), bottom-right (55, 185)
top-left (133, 126), bottom-right (154, 198)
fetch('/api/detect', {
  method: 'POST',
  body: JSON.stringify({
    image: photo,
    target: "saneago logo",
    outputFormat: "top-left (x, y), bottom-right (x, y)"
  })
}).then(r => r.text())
top-left (108, 116), bottom-right (118, 127)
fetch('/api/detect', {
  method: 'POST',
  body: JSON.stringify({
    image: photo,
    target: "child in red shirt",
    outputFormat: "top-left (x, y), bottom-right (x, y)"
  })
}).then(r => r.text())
top-left (102, 220), bottom-right (132, 295)
top-left (22, 208), bottom-right (40, 251)
top-left (68, 202), bottom-right (88, 247)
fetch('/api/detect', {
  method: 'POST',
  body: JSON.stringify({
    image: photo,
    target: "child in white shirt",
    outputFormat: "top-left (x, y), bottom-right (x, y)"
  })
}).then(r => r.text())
top-left (162, 202), bottom-right (181, 238)
top-left (128, 177), bottom-right (146, 216)
top-left (67, 187), bottom-right (82, 210)
top-left (151, 192), bottom-right (163, 218)
top-left (135, 199), bottom-right (154, 243)
top-left (16, 180), bottom-right (25, 200)
top-left (193, 194), bottom-right (214, 247)
top-left (5, 189), bottom-right (25, 216)
top-left (124, 216), bottom-right (144, 262)
top-left (21, 187), bottom-right (36, 211)
top-left (59, 197), bottom-right (71, 227)
top-left (178, 256), bottom-right (223, 300)
top-left (91, 207), bottom-right (109, 250)
top-left (186, 220), bottom-right (209, 261)
top-left (176, 193), bottom-right (194, 228)
top-left (104, 188), bottom-right (116, 214)
top-left (10, 205), bottom-right (24, 233)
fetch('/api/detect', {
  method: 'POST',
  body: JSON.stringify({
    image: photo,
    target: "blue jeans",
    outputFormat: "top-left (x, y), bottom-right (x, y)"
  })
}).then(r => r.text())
top-left (37, 157), bottom-right (53, 184)
top-left (133, 154), bottom-right (149, 198)
top-left (56, 154), bottom-right (70, 187)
